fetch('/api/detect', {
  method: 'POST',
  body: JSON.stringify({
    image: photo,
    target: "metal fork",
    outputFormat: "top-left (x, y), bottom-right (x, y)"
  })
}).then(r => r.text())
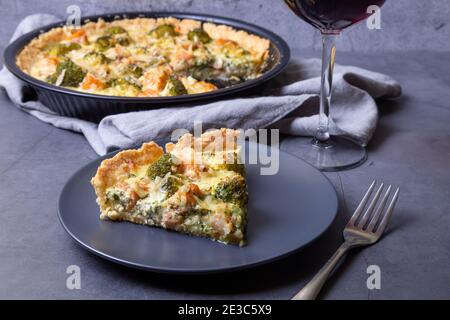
top-left (292, 181), bottom-right (400, 300)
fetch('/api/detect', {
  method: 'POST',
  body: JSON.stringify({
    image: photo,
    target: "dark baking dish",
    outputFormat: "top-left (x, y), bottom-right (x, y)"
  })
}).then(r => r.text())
top-left (4, 12), bottom-right (290, 122)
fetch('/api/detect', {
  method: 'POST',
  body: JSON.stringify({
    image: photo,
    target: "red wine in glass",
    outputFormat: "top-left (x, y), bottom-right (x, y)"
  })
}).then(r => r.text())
top-left (285, 0), bottom-right (386, 32)
top-left (283, 0), bottom-right (386, 171)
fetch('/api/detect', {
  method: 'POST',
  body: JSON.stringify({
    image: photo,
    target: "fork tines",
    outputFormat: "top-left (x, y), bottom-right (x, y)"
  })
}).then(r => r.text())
top-left (348, 180), bottom-right (400, 235)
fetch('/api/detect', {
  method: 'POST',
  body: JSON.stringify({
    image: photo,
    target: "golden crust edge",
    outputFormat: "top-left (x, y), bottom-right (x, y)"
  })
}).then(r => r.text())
top-left (203, 23), bottom-right (270, 59)
top-left (17, 18), bottom-right (109, 72)
top-left (90, 141), bottom-right (163, 215)
top-left (16, 27), bottom-right (64, 73)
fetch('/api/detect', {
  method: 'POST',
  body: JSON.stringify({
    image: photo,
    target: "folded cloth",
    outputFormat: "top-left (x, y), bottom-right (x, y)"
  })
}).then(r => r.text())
top-left (0, 14), bottom-right (402, 155)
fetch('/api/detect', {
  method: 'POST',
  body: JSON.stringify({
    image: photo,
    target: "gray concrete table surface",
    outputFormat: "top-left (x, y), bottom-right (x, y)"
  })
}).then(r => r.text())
top-left (0, 48), bottom-right (449, 299)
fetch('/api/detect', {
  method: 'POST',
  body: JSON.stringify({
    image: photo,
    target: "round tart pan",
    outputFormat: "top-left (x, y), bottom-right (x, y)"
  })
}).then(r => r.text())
top-left (4, 12), bottom-right (290, 122)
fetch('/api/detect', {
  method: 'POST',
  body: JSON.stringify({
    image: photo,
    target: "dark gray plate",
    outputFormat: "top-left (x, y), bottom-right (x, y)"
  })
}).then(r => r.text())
top-left (58, 142), bottom-right (338, 274)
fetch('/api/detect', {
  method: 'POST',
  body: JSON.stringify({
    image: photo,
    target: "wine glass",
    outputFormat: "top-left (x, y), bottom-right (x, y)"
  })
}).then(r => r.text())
top-left (283, 0), bottom-right (386, 171)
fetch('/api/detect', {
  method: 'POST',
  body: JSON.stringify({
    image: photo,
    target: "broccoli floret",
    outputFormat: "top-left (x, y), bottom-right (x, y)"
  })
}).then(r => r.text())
top-left (221, 163), bottom-right (245, 176)
top-left (127, 64), bottom-right (143, 78)
top-left (146, 154), bottom-right (174, 180)
top-left (103, 26), bottom-right (131, 46)
top-left (95, 36), bottom-right (114, 51)
top-left (187, 28), bottom-right (212, 44)
top-left (105, 188), bottom-right (131, 212)
top-left (115, 65), bottom-right (143, 87)
top-left (45, 42), bottom-right (81, 56)
top-left (166, 76), bottom-right (187, 96)
top-left (107, 78), bottom-right (141, 91)
top-left (64, 42), bottom-right (81, 52)
top-left (161, 175), bottom-right (182, 197)
top-left (83, 52), bottom-right (111, 65)
top-left (105, 26), bottom-right (127, 36)
top-left (216, 42), bottom-right (254, 79)
top-left (224, 60), bottom-right (253, 79)
top-left (147, 154), bottom-right (181, 196)
top-left (213, 175), bottom-right (248, 205)
top-left (209, 151), bottom-right (245, 175)
top-left (106, 188), bottom-right (128, 203)
top-left (149, 24), bottom-right (178, 38)
top-left (189, 65), bottom-right (215, 80)
top-left (221, 48), bottom-right (254, 79)
top-left (46, 73), bottom-right (59, 85)
top-left (47, 58), bottom-right (86, 87)
top-left (188, 65), bottom-right (240, 88)
top-left (116, 35), bottom-right (132, 46)
top-left (224, 151), bottom-right (245, 175)
top-left (181, 208), bottom-right (214, 235)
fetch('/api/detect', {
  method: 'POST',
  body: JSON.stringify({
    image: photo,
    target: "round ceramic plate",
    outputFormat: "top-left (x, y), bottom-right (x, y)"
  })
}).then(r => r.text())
top-left (58, 142), bottom-right (338, 274)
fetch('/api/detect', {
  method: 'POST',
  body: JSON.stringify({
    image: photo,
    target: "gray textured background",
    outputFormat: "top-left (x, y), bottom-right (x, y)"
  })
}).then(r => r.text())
top-left (1, 0), bottom-right (450, 300)
top-left (1, 0), bottom-right (450, 55)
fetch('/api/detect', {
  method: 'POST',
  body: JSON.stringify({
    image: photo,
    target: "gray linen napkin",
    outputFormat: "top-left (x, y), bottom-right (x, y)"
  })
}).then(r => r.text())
top-left (0, 14), bottom-right (402, 155)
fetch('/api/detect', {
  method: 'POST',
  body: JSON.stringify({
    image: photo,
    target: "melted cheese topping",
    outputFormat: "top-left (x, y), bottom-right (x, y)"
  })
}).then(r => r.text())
top-left (18, 17), bottom-right (270, 97)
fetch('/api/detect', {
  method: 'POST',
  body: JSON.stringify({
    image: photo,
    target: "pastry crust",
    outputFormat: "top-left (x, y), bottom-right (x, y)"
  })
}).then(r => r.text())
top-left (203, 23), bottom-right (270, 60)
top-left (17, 27), bottom-right (64, 73)
top-left (91, 142), bottom-right (163, 215)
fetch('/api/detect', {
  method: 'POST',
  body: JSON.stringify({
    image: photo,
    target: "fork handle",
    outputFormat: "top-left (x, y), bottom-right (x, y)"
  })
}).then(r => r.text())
top-left (292, 242), bottom-right (351, 300)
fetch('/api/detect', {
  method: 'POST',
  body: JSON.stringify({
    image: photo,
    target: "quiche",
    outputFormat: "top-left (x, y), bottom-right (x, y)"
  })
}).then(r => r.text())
top-left (16, 17), bottom-right (270, 97)
top-left (90, 129), bottom-right (248, 246)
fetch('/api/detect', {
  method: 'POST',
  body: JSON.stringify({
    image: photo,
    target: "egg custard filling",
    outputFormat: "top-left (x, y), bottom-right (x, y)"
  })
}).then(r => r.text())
top-left (91, 129), bottom-right (248, 246)
top-left (16, 17), bottom-right (270, 97)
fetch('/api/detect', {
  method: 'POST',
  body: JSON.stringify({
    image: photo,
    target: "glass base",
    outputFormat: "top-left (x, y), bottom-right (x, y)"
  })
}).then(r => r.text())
top-left (283, 136), bottom-right (367, 172)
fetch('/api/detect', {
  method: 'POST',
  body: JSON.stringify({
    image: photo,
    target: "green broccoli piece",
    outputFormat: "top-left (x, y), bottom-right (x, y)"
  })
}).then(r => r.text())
top-left (221, 163), bottom-right (245, 176)
top-left (211, 151), bottom-right (245, 175)
top-left (83, 52), bottom-right (111, 65)
top-left (213, 175), bottom-right (248, 205)
top-left (181, 208), bottom-right (214, 235)
top-left (45, 42), bottom-right (81, 56)
top-left (188, 64), bottom-right (240, 88)
top-left (107, 78), bottom-right (141, 91)
top-left (224, 61), bottom-right (253, 79)
top-left (187, 28), bottom-right (212, 44)
top-left (45, 73), bottom-right (59, 85)
top-left (103, 26), bottom-right (131, 46)
top-left (106, 188), bottom-right (128, 204)
top-left (166, 76), bottom-right (187, 96)
top-left (225, 151), bottom-right (245, 175)
top-left (127, 64), bottom-right (143, 78)
top-left (47, 58), bottom-right (86, 87)
top-left (105, 26), bottom-right (127, 36)
top-left (146, 154), bottom-right (174, 180)
top-left (161, 175), bottom-right (182, 197)
top-left (116, 35), bottom-right (131, 46)
top-left (149, 24), bottom-right (178, 38)
top-left (221, 48), bottom-right (254, 79)
top-left (95, 36), bottom-right (114, 51)
top-left (189, 64), bottom-right (217, 80)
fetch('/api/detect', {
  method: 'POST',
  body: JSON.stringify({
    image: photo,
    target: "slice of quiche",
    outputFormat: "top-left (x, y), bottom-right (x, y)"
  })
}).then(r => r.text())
top-left (91, 129), bottom-right (248, 246)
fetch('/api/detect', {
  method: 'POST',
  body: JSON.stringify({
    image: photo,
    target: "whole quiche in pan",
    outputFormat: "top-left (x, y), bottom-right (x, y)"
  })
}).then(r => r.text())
top-left (16, 17), bottom-right (270, 97)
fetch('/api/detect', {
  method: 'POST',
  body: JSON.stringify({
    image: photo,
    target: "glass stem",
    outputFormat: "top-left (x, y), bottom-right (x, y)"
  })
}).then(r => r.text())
top-left (314, 33), bottom-right (337, 144)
